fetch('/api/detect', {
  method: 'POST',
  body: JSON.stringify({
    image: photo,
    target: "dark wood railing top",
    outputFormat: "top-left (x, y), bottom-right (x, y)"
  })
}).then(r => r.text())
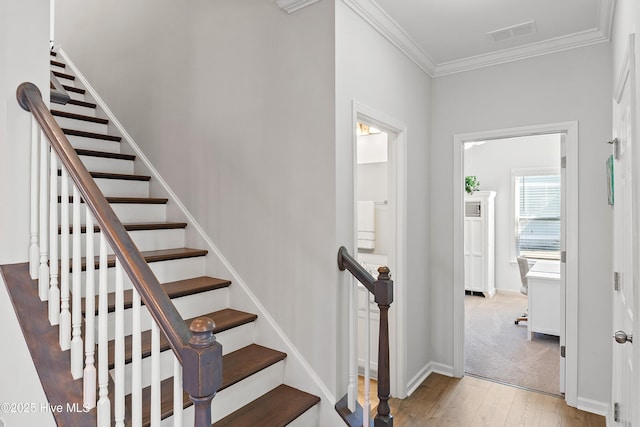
top-left (17, 82), bottom-right (221, 425)
top-left (337, 246), bottom-right (392, 305)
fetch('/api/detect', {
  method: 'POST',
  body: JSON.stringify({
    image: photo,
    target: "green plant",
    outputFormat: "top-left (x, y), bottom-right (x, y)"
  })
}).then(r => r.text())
top-left (465, 176), bottom-right (480, 194)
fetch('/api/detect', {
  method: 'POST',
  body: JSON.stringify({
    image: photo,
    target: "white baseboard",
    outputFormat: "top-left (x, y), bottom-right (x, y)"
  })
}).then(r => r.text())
top-left (577, 396), bottom-right (609, 417)
top-left (406, 361), bottom-right (454, 396)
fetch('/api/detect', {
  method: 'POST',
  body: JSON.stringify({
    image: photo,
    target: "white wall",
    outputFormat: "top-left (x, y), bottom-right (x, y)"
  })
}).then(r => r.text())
top-left (0, 0), bottom-right (55, 425)
top-left (56, 0), bottom-right (339, 395)
top-left (431, 43), bottom-right (613, 405)
top-left (336, 0), bottom-right (432, 395)
top-left (464, 134), bottom-right (561, 292)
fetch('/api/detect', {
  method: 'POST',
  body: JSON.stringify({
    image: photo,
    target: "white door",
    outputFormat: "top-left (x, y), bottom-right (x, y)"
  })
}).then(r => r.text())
top-left (611, 34), bottom-right (637, 427)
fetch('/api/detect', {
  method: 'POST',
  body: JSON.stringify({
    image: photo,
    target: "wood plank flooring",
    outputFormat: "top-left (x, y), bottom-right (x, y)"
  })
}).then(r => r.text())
top-left (359, 374), bottom-right (605, 426)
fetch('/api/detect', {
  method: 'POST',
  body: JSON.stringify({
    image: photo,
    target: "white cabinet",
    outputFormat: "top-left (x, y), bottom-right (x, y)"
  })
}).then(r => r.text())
top-left (464, 191), bottom-right (496, 297)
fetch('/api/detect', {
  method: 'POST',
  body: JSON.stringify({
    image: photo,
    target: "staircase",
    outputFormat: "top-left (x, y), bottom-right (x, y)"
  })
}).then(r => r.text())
top-left (4, 50), bottom-right (322, 426)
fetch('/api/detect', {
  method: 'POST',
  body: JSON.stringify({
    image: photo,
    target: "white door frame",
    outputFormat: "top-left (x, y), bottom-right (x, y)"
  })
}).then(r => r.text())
top-left (352, 101), bottom-right (408, 398)
top-left (452, 121), bottom-right (579, 406)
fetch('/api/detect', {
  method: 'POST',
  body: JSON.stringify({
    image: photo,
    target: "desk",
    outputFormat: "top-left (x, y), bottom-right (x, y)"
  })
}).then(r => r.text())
top-left (526, 261), bottom-right (561, 340)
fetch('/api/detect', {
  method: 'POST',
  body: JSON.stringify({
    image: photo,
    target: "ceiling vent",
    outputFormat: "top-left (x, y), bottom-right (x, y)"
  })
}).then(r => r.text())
top-left (486, 21), bottom-right (537, 43)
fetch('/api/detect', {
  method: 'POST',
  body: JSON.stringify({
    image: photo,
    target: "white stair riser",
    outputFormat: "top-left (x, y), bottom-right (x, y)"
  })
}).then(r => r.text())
top-left (61, 228), bottom-right (186, 256)
top-left (288, 405), bottom-right (319, 427)
top-left (73, 256), bottom-right (207, 296)
top-left (59, 202), bottom-right (166, 224)
top-left (67, 90), bottom-right (85, 102)
top-left (94, 287), bottom-right (228, 341)
top-left (109, 322), bottom-right (255, 395)
top-left (66, 134), bottom-right (121, 154)
top-left (168, 362), bottom-right (286, 427)
top-left (55, 116), bottom-right (108, 134)
top-left (56, 76), bottom-right (76, 88)
top-left (51, 64), bottom-right (66, 74)
top-left (57, 176), bottom-right (150, 198)
top-left (55, 102), bottom-right (96, 117)
top-left (78, 155), bottom-right (134, 175)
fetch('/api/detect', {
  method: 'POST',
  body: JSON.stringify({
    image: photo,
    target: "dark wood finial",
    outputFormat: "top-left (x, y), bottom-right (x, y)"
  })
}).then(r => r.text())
top-left (377, 266), bottom-right (391, 281)
top-left (189, 317), bottom-right (216, 348)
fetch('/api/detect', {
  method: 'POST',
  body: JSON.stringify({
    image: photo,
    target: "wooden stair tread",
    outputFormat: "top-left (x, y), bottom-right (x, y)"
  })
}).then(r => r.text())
top-left (50, 50), bottom-right (57, 56)
top-left (68, 98), bottom-right (97, 109)
top-left (58, 196), bottom-right (168, 204)
top-left (123, 344), bottom-right (287, 427)
top-left (57, 169), bottom-right (151, 181)
top-left (50, 59), bottom-right (65, 68)
top-left (63, 84), bottom-right (84, 94)
top-left (84, 275), bottom-right (230, 315)
top-left (75, 148), bottom-right (135, 161)
top-left (52, 109), bottom-right (108, 124)
top-left (60, 221), bottom-right (187, 234)
top-left (52, 70), bottom-right (75, 81)
top-left (106, 308), bottom-right (257, 369)
top-left (62, 127), bottom-right (121, 141)
top-left (212, 384), bottom-right (320, 427)
top-left (62, 247), bottom-right (207, 272)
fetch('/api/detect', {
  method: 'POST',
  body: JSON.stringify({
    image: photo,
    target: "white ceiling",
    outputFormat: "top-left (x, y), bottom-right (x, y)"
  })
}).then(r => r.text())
top-left (342, 0), bottom-right (616, 77)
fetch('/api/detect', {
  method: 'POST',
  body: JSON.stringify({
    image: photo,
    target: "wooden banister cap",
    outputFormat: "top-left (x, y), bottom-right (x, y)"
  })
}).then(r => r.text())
top-left (189, 317), bottom-right (217, 348)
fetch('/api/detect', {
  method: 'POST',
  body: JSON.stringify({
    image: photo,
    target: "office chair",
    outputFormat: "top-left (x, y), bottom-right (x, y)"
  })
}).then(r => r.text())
top-left (514, 256), bottom-right (529, 325)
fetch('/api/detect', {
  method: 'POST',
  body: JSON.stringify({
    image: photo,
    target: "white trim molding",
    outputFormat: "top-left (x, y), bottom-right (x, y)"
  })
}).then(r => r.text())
top-left (406, 362), bottom-right (453, 396)
top-left (341, 0), bottom-right (437, 76)
top-left (274, 0), bottom-right (322, 14)
top-left (434, 27), bottom-right (611, 77)
top-left (452, 122), bottom-right (580, 408)
top-left (576, 396), bottom-right (610, 416)
top-left (342, 0), bottom-right (615, 78)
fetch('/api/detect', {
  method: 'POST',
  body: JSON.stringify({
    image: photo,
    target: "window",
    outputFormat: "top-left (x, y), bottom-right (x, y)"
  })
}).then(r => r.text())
top-left (513, 170), bottom-right (561, 260)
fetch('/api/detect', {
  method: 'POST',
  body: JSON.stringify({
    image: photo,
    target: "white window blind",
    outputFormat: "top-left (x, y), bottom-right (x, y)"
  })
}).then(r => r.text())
top-left (514, 174), bottom-right (561, 260)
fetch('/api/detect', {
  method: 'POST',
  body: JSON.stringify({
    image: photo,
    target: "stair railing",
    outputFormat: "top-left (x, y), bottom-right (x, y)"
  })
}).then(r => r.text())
top-left (336, 246), bottom-right (393, 427)
top-left (17, 81), bottom-right (221, 427)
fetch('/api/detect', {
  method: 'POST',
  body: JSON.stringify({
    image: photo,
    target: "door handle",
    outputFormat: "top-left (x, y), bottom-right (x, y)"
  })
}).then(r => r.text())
top-left (614, 330), bottom-right (633, 344)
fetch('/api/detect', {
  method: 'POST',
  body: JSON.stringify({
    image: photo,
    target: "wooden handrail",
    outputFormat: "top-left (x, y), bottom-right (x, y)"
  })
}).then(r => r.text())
top-left (17, 82), bottom-right (221, 427)
top-left (337, 246), bottom-right (394, 427)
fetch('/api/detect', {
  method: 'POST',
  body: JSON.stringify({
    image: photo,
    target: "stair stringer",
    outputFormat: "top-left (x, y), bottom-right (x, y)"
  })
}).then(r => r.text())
top-left (57, 47), bottom-right (343, 426)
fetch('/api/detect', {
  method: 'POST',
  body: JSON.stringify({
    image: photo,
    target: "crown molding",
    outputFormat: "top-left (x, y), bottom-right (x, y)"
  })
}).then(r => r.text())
top-left (274, 0), bottom-right (322, 14)
top-left (341, 0), bottom-right (436, 77)
top-left (433, 27), bottom-right (610, 77)
top-left (343, 0), bottom-right (615, 78)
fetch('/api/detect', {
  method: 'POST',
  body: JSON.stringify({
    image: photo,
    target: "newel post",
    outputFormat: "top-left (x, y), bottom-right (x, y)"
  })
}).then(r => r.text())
top-left (374, 266), bottom-right (394, 427)
top-left (182, 317), bottom-right (222, 427)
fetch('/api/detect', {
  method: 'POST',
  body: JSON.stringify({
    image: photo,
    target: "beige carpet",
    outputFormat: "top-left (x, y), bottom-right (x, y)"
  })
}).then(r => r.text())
top-left (464, 292), bottom-right (561, 396)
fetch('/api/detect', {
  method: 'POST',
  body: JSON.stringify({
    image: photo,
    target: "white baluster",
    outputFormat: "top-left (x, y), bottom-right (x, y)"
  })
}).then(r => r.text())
top-left (173, 355), bottom-right (183, 427)
top-left (38, 133), bottom-right (49, 300)
top-left (131, 287), bottom-right (142, 427)
top-left (59, 168), bottom-right (71, 351)
top-left (363, 291), bottom-right (371, 427)
top-left (151, 322), bottom-right (161, 427)
top-left (48, 151), bottom-right (60, 325)
top-left (97, 233), bottom-right (111, 426)
top-left (29, 118), bottom-right (39, 279)
top-left (347, 279), bottom-right (357, 411)
top-left (114, 259), bottom-right (125, 427)
top-left (70, 186), bottom-right (83, 379)
top-left (83, 210), bottom-right (96, 409)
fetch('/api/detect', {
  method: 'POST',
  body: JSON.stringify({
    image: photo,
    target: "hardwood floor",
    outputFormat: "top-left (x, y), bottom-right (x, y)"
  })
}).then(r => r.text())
top-left (359, 374), bottom-right (605, 426)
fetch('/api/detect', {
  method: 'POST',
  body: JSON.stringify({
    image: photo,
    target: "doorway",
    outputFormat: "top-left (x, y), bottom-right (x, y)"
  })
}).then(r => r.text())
top-left (452, 122), bottom-right (580, 407)
top-left (352, 101), bottom-right (408, 398)
top-left (463, 134), bottom-right (562, 395)
top-left (355, 122), bottom-right (389, 380)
